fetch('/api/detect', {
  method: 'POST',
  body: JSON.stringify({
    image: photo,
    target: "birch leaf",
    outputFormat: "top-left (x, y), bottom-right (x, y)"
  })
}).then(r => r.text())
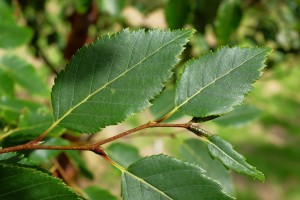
top-left (206, 135), bottom-right (265, 181)
top-left (121, 154), bottom-right (233, 200)
top-left (52, 29), bottom-right (193, 133)
top-left (175, 46), bottom-right (271, 118)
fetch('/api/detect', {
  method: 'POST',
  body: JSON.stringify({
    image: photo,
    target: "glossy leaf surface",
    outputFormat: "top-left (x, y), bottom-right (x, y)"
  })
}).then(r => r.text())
top-left (175, 46), bottom-right (271, 118)
top-left (121, 154), bottom-right (233, 200)
top-left (52, 29), bottom-right (193, 133)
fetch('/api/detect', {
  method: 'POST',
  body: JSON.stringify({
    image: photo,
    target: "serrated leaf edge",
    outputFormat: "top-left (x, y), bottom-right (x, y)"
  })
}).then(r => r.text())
top-left (175, 46), bottom-right (271, 114)
top-left (181, 142), bottom-right (235, 198)
top-left (122, 154), bottom-right (234, 199)
top-left (0, 163), bottom-right (82, 199)
top-left (52, 29), bottom-right (194, 133)
top-left (204, 136), bottom-right (265, 182)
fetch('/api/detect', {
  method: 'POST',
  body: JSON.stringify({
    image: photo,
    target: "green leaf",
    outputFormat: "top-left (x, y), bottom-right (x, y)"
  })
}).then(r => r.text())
top-left (107, 142), bottom-right (142, 168)
top-left (84, 186), bottom-right (117, 200)
top-left (180, 139), bottom-right (235, 196)
top-left (121, 154), bottom-right (233, 199)
top-left (0, 23), bottom-right (33, 49)
top-left (0, 96), bottom-right (41, 123)
top-left (52, 29), bottom-right (193, 133)
top-left (0, 152), bottom-right (35, 166)
top-left (73, 0), bottom-right (91, 14)
top-left (0, 1), bottom-right (15, 23)
top-left (193, 0), bottom-right (222, 32)
top-left (213, 104), bottom-right (261, 127)
top-left (150, 87), bottom-right (185, 122)
top-left (29, 138), bottom-right (69, 164)
top-left (165, 0), bottom-right (192, 29)
top-left (29, 138), bottom-right (94, 179)
top-left (0, 56), bottom-right (49, 96)
top-left (2, 108), bottom-right (64, 142)
top-left (0, 163), bottom-right (82, 200)
top-left (206, 135), bottom-right (265, 181)
top-left (175, 46), bottom-right (271, 118)
top-left (0, 71), bottom-right (14, 97)
top-left (215, 0), bottom-right (242, 45)
top-left (97, 0), bottom-right (127, 17)
top-left (0, 1), bottom-right (33, 49)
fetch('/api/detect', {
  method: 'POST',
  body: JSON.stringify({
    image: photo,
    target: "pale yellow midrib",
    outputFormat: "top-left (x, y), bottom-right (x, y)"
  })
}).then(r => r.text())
top-left (53, 31), bottom-right (191, 127)
top-left (175, 49), bottom-right (268, 110)
top-left (124, 171), bottom-right (173, 199)
top-left (203, 137), bottom-right (262, 178)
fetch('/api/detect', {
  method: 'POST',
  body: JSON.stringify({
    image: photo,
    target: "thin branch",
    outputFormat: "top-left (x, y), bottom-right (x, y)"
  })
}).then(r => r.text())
top-left (92, 121), bottom-right (190, 146)
top-left (154, 107), bottom-right (178, 123)
top-left (0, 122), bottom-right (191, 154)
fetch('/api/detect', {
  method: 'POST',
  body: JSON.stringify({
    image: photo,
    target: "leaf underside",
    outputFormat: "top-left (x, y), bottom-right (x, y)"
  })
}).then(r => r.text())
top-left (52, 29), bottom-right (193, 133)
top-left (121, 154), bottom-right (233, 200)
top-left (175, 46), bottom-right (271, 118)
top-left (206, 135), bottom-right (265, 181)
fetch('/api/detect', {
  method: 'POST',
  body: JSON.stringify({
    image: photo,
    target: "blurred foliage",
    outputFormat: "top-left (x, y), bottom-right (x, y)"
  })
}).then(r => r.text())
top-left (0, 0), bottom-right (299, 199)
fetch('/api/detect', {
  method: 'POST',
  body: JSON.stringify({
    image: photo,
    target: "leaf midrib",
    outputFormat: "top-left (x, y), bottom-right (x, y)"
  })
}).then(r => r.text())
top-left (205, 138), bottom-right (263, 180)
top-left (54, 31), bottom-right (191, 126)
top-left (175, 48), bottom-right (268, 110)
top-left (124, 171), bottom-right (172, 200)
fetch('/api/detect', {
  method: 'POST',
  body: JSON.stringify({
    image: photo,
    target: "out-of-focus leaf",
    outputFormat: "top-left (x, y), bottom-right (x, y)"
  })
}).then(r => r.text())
top-left (193, 0), bottom-right (222, 32)
top-left (0, 152), bottom-right (35, 166)
top-left (66, 151), bottom-right (94, 180)
top-left (0, 1), bottom-right (14, 23)
top-left (84, 186), bottom-right (117, 200)
top-left (150, 88), bottom-right (185, 122)
top-left (0, 56), bottom-right (49, 96)
top-left (0, 163), bottom-right (82, 200)
top-left (97, 0), bottom-right (127, 16)
top-left (121, 154), bottom-right (233, 199)
top-left (73, 0), bottom-right (91, 13)
top-left (175, 47), bottom-right (271, 118)
top-left (0, 71), bottom-right (14, 97)
top-left (215, 0), bottom-right (242, 45)
top-left (0, 96), bottom-right (41, 123)
top-left (0, 23), bottom-right (33, 49)
top-left (29, 138), bottom-right (69, 164)
top-left (52, 29), bottom-right (193, 133)
top-left (107, 142), bottom-right (141, 168)
top-left (206, 135), bottom-right (265, 181)
top-left (0, 1), bottom-right (33, 49)
top-left (213, 104), bottom-right (261, 127)
top-left (2, 108), bottom-right (64, 142)
top-left (165, 0), bottom-right (192, 29)
top-left (180, 139), bottom-right (235, 196)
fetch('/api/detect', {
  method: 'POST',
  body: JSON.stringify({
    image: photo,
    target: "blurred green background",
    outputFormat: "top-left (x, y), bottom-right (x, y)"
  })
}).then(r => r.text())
top-left (0, 0), bottom-right (300, 199)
